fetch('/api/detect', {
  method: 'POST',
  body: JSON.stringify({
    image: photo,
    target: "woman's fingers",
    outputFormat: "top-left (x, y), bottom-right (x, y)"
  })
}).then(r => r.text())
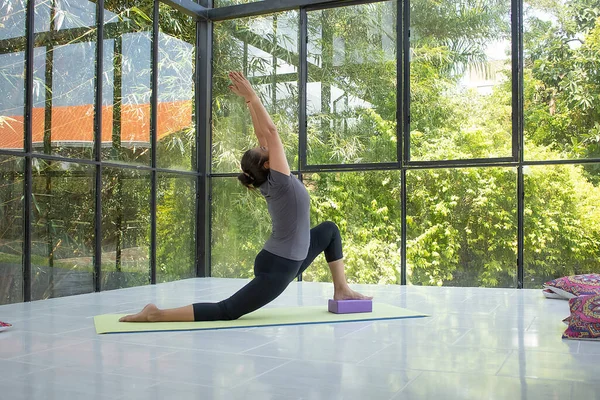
top-left (229, 71), bottom-right (242, 83)
top-left (231, 71), bottom-right (248, 84)
top-left (229, 85), bottom-right (242, 96)
top-left (230, 71), bottom-right (252, 89)
top-left (228, 72), bottom-right (239, 84)
top-left (228, 71), bottom-right (254, 98)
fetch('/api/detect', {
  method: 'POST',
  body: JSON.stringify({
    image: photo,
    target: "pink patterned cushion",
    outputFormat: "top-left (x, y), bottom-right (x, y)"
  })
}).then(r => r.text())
top-left (563, 295), bottom-right (600, 340)
top-left (543, 274), bottom-right (600, 299)
top-left (0, 320), bottom-right (12, 332)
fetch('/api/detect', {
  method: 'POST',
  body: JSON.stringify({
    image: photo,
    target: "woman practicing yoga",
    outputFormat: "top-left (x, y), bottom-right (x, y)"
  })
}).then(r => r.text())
top-left (120, 71), bottom-right (371, 323)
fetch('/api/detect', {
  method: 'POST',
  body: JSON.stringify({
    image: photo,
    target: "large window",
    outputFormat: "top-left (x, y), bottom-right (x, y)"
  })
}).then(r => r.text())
top-left (157, 4), bottom-right (196, 171)
top-left (407, 168), bottom-right (517, 287)
top-left (2, 0), bottom-right (600, 304)
top-left (31, 160), bottom-right (95, 300)
top-left (0, 0), bottom-right (199, 304)
top-left (523, 1), bottom-right (600, 162)
top-left (211, 177), bottom-right (270, 278)
top-left (0, 156), bottom-right (24, 304)
top-left (303, 171), bottom-right (401, 284)
top-left (33, 0), bottom-right (98, 159)
top-left (306, 2), bottom-right (397, 165)
top-left (208, 0), bottom-right (600, 289)
top-left (157, 172), bottom-right (196, 282)
top-left (102, 2), bottom-right (153, 165)
top-left (524, 164), bottom-right (600, 288)
top-left (409, 0), bottom-right (512, 161)
top-left (101, 167), bottom-right (150, 291)
top-left (212, 11), bottom-right (299, 173)
top-left (0, 0), bottom-right (26, 152)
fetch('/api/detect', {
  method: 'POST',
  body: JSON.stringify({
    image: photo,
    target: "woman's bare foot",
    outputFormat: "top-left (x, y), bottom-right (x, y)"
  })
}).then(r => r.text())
top-left (334, 286), bottom-right (373, 301)
top-left (119, 304), bottom-right (160, 322)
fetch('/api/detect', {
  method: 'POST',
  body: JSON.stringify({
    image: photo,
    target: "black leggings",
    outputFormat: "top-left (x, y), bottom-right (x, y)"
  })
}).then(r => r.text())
top-left (193, 221), bottom-right (344, 321)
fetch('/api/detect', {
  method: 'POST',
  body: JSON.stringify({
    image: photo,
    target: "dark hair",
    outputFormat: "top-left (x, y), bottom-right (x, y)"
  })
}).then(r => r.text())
top-left (237, 148), bottom-right (269, 188)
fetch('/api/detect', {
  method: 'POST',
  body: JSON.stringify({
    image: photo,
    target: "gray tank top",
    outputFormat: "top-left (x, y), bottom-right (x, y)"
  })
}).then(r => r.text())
top-left (259, 170), bottom-right (310, 261)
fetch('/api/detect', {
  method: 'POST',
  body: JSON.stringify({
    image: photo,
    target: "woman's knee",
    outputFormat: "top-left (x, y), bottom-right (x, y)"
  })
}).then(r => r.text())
top-left (321, 221), bottom-right (340, 237)
top-left (319, 221), bottom-right (343, 262)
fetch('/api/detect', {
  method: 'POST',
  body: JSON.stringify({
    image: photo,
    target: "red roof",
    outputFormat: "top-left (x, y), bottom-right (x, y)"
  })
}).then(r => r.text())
top-left (0, 101), bottom-right (192, 149)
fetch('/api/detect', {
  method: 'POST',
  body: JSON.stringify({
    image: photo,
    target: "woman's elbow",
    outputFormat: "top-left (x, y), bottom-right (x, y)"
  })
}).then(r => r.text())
top-left (265, 127), bottom-right (279, 137)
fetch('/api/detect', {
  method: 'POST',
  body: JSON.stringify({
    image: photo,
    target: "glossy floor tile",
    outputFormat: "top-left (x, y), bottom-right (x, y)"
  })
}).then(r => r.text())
top-left (1, 278), bottom-right (599, 400)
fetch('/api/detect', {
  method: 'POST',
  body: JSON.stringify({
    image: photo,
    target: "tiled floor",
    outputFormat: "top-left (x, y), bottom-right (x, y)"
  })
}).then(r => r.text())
top-left (1, 278), bottom-right (599, 400)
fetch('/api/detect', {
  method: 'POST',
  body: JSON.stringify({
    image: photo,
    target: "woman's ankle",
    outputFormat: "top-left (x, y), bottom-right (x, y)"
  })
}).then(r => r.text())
top-left (334, 283), bottom-right (350, 293)
top-left (147, 308), bottom-right (162, 322)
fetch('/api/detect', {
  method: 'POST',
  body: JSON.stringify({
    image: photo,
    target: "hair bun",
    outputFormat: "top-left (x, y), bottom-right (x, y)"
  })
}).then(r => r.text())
top-left (237, 172), bottom-right (255, 187)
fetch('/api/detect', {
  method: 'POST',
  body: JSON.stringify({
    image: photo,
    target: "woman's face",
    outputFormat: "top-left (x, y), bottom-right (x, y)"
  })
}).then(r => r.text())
top-left (253, 146), bottom-right (270, 169)
top-left (254, 146), bottom-right (269, 158)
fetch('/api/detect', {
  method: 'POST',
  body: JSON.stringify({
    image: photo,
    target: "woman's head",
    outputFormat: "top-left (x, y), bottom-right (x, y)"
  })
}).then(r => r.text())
top-left (238, 146), bottom-right (270, 188)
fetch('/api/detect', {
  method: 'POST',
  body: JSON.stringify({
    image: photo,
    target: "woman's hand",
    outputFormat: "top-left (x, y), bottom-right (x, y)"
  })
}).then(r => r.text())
top-left (228, 71), bottom-right (257, 101)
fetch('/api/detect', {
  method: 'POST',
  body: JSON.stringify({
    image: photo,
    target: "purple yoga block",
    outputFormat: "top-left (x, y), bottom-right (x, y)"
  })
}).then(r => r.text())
top-left (328, 299), bottom-right (372, 314)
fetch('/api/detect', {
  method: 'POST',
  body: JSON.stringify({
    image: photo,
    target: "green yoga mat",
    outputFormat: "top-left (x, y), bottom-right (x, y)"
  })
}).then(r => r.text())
top-left (94, 303), bottom-right (427, 334)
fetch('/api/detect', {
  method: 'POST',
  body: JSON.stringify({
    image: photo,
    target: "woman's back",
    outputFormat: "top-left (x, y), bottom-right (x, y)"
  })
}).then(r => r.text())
top-left (260, 170), bottom-right (310, 261)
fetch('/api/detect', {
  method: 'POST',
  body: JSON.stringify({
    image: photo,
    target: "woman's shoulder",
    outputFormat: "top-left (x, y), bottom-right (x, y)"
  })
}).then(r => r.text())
top-left (269, 169), bottom-right (292, 181)
top-left (260, 169), bottom-right (294, 198)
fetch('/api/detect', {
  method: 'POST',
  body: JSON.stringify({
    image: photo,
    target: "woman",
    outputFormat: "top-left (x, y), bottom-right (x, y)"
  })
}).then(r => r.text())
top-left (120, 72), bottom-right (371, 323)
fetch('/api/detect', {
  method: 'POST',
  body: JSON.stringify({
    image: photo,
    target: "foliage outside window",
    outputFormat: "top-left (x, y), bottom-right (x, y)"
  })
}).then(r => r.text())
top-left (306, 2), bottom-right (397, 165)
top-left (0, 156), bottom-right (24, 304)
top-left (211, 0), bottom-right (600, 287)
top-left (31, 160), bottom-right (95, 300)
top-left (524, 0), bottom-right (600, 166)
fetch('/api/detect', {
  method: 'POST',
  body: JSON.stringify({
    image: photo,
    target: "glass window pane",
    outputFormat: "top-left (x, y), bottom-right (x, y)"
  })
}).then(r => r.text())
top-left (157, 173), bottom-right (196, 282)
top-left (303, 171), bottom-right (402, 284)
top-left (33, 0), bottom-right (97, 159)
top-left (101, 167), bottom-right (150, 290)
top-left (1, 0), bottom-right (26, 40)
top-left (35, 0), bottom-right (97, 32)
top-left (31, 159), bottom-right (95, 300)
top-left (156, 3), bottom-right (196, 171)
top-left (101, 2), bottom-right (153, 165)
top-left (212, 11), bottom-right (299, 173)
top-left (212, 172), bottom-right (401, 283)
top-left (0, 0), bottom-right (26, 151)
top-left (524, 164), bottom-right (600, 288)
top-left (410, 0), bottom-right (512, 161)
top-left (0, 155), bottom-right (24, 305)
top-left (523, 2), bottom-right (600, 161)
top-left (407, 168), bottom-right (517, 287)
top-left (307, 2), bottom-right (397, 165)
top-left (211, 177), bottom-right (269, 278)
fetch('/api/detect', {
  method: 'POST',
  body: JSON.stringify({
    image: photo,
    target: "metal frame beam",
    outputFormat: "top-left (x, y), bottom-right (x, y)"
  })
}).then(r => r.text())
top-left (196, 0), bottom-right (214, 278)
top-left (208, 0), bottom-right (380, 21)
top-left (0, 21), bottom-right (147, 56)
top-left (161, 0), bottom-right (209, 20)
top-left (22, 0), bottom-right (35, 302)
top-left (298, 8), bottom-right (309, 171)
top-left (93, 0), bottom-right (105, 293)
top-left (398, 0), bottom-right (408, 285)
top-left (514, 0), bottom-right (525, 289)
top-left (150, 0), bottom-right (160, 285)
